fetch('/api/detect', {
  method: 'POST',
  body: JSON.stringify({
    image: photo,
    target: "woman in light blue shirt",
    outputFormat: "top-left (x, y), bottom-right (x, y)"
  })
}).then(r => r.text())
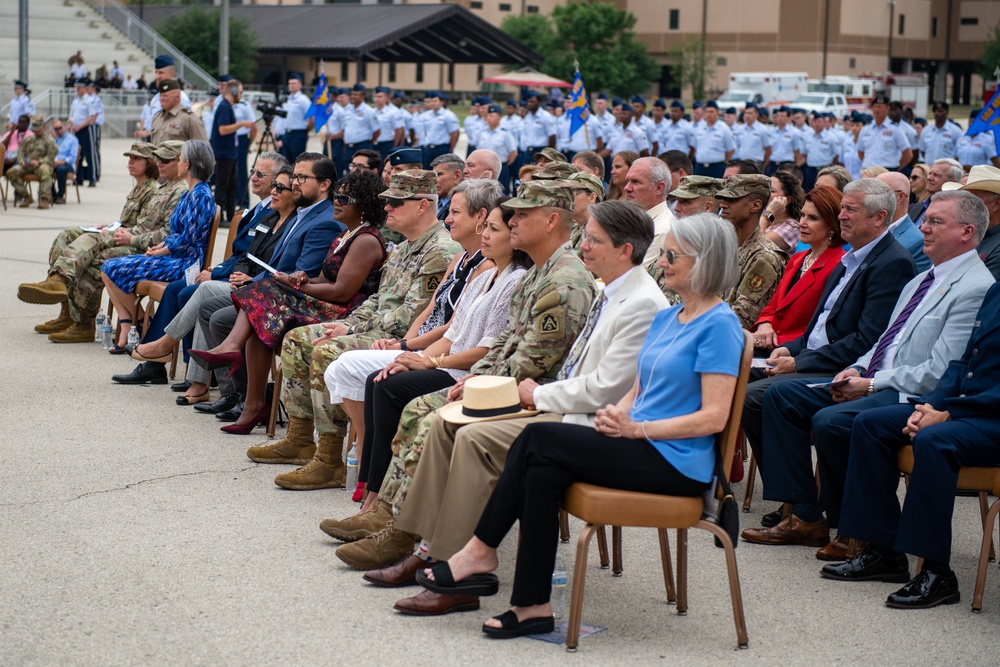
top-left (416, 212), bottom-right (746, 638)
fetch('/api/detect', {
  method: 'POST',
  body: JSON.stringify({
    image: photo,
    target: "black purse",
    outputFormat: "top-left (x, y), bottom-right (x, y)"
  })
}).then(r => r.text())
top-left (713, 445), bottom-right (740, 549)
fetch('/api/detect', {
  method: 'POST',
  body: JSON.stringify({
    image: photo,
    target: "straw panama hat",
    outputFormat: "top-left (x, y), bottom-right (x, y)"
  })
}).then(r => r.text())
top-left (438, 376), bottom-right (540, 425)
top-left (957, 165), bottom-right (1000, 195)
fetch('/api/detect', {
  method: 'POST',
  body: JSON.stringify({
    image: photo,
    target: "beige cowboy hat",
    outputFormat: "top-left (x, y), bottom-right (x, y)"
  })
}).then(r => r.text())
top-left (438, 376), bottom-right (539, 425)
top-left (957, 165), bottom-right (1000, 195)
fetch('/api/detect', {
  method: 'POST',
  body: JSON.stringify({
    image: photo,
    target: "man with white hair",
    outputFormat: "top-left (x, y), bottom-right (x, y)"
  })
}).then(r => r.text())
top-left (955, 164), bottom-right (1000, 279)
top-left (913, 158), bottom-right (963, 225)
top-left (877, 172), bottom-right (930, 271)
top-left (622, 156), bottom-right (677, 267)
top-left (462, 149), bottom-right (501, 182)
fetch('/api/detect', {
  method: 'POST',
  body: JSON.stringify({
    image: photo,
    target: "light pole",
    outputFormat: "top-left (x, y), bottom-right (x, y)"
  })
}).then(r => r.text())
top-left (887, 0), bottom-right (895, 73)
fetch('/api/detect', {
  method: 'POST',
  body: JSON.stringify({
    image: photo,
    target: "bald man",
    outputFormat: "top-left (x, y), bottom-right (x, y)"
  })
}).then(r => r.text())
top-left (877, 172), bottom-right (930, 271)
top-left (462, 149), bottom-right (501, 181)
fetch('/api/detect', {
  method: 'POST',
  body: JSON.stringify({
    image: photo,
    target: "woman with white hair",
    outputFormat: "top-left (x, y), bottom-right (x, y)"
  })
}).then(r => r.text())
top-left (416, 213), bottom-right (746, 638)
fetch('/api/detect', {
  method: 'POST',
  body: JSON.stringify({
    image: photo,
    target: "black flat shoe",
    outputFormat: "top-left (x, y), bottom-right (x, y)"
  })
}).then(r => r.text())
top-left (215, 402), bottom-right (245, 422)
top-left (171, 380), bottom-right (193, 393)
top-left (112, 362), bottom-right (168, 385)
top-left (820, 548), bottom-right (910, 583)
top-left (193, 392), bottom-right (241, 415)
top-left (481, 610), bottom-right (554, 639)
top-left (416, 562), bottom-right (499, 597)
top-left (176, 391), bottom-right (211, 406)
top-left (886, 570), bottom-right (961, 609)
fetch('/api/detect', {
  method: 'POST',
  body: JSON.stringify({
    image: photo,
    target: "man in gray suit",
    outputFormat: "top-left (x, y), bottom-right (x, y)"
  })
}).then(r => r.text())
top-left (878, 172), bottom-right (930, 271)
top-left (955, 164), bottom-right (1000, 280)
top-left (742, 190), bottom-right (995, 558)
top-left (360, 200), bottom-right (669, 615)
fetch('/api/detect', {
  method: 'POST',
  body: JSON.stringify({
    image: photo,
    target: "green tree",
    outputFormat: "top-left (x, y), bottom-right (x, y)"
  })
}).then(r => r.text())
top-left (156, 7), bottom-right (259, 83)
top-left (502, 1), bottom-right (659, 97)
top-left (668, 36), bottom-right (715, 101)
top-left (980, 20), bottom-right (1000, 82)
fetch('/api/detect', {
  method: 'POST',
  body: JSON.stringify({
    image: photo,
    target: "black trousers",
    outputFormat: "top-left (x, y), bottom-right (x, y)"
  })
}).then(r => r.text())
top-left (213, 158), bottom-right (237, 222)
top-left (474, 422), bottom-right (708, 607)
top-left (360, 369), bottom-right (456, 492)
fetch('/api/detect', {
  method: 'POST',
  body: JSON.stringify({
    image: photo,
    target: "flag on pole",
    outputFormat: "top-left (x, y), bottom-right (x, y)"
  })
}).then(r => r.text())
top-left (567, 62), bottom-right (589, 137)
top-left (305, 60), bottom-right (333, 134)
top-left (966, 66), bottom-right (1000, 146)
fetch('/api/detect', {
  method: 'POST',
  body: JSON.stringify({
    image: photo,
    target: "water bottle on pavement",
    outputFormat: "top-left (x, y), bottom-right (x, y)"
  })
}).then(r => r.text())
top-left (126, 324), bottom-right (140, 348)
top-left (345, 446), bottom-right (359, 491)
top-left (94, 310), bottom-right (106, 342)
top-left (551, 553), bottom-right (567, 621)
top-left (101, 321), bottom-right (114, 350)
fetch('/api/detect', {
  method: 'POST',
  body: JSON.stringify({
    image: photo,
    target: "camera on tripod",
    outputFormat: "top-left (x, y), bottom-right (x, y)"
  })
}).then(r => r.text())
top-left (257, 94), bottom-right (288, 124)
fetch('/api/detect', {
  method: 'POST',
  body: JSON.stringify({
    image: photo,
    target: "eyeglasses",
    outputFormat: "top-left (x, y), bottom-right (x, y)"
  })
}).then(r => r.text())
top-left (291, 173), bottom-right (321, 184)
top-left (333, 193), bottom-right (357, 206)
top-left (348, 162), bottom-right (369, 171)
top-left (53, 125), bottom-right (64, 131)
top-left (157, 157), bottom-right (177, 164)
top-left (271, 181), bottom-right (293, 194)
top-left (252, 169), bottom-right (268, 179)
top-left (659, 248), bottom-right (689, 264)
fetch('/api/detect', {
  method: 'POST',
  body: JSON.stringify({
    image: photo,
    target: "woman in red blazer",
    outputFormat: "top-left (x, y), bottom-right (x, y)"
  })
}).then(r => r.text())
top-left (752, 185), bottom-right (846, 349)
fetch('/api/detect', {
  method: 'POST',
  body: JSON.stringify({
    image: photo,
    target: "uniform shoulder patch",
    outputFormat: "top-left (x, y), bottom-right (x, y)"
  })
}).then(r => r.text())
top-left (747, 273), bottom-right (765, 291)
top-left (424, 274), bottom-right (442, 293)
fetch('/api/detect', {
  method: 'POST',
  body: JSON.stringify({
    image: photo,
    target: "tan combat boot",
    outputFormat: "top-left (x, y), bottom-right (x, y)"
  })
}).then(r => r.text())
top-left (246, 416), bottom-right (316, 464)
top-left (18, 192), bottom-right (34, 208)
top-left (335, 520), bottom-right (418, 571)
top-left (320, 500), bottom-right (393, 542)
top-left (38, 199), bottom-right (51, 210)
top-left (273, 432), bottom-right (346, 490)
top-left (48, 319), bottom-right (96, 343)
top-left (18, 273), bottom-right (68, 305)
top-left (34, 302), bottom-right (73, 334)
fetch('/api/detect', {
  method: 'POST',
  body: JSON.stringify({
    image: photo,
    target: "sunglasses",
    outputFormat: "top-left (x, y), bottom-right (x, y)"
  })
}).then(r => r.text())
top-left (384, 197), bottom-right (415, 209)
top-left (659, 248), bottom-right (688, 264)
top-left (157, 157), bottom-right (178, 164)
top-left (333, 193), bottom-right (357, 206)
top-left (271, 181), bottom-right (293, 194)
top-left (252, 169), bottom-right (268, 179)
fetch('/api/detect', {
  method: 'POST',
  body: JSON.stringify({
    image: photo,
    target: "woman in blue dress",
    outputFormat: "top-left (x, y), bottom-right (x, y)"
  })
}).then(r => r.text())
top-left (416, 212), bottom-right (746, 639)
top-left (101, 139), bottom-right (217, 350)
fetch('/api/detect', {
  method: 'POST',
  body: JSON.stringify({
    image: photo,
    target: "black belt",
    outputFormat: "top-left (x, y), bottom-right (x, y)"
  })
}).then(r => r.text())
top-left (284, 129), bottom-right (307, 134)
top-left (699, 162), bottom-right (723, 168)
top-left (346, 142), bottom-right (367, 148)
top-left (425, 144), bottom-right (442, 149)
top-left (525, 146), bottom-right (544, 152)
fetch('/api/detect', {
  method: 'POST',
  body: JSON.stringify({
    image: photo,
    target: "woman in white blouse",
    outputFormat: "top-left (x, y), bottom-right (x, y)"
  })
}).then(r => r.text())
top-left (326, 195), bottom-right (532, 513)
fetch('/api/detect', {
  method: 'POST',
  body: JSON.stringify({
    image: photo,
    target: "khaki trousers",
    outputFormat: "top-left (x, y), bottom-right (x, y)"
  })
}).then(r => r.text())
top-left (395, 411), bottom-right (564, 562)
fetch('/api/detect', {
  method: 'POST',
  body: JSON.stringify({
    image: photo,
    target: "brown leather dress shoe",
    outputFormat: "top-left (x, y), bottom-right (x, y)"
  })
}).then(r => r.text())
top-left (815, 534), bottom-right (869, 561)
top-left (741, 514), bottom-right (829, 547)
top-left (363, 554), bottom-right (425, 588)
top-left (393, 589), bottom-right (480, 616)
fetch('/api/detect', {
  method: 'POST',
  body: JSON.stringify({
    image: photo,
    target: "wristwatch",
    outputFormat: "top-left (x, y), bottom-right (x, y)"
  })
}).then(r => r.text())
top-left (762, 211), bottom-right (775, 224)
top-left (867, 378), bottom-right (875, 395)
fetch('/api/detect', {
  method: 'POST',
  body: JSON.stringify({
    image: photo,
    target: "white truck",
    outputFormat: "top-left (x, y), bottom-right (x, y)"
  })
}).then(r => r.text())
top-left (791, 92), bottom-right (850, 119)
top-left (718, 72), bottom-right (808, 111)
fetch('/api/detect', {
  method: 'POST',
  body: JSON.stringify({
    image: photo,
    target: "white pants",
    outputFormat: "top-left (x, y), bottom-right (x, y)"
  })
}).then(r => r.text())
top-left (324, 349), bottom-right (403, 403)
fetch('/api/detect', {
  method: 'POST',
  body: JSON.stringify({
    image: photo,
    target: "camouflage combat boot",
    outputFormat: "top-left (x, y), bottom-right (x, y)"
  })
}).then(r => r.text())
top-left (34, 302), bottom-right (73, 334)
top-left (273, 432), bottom-right (346, 490)
top-left (335, 520), bottom-right (418, 571)
top-left (246, 416), bottom-right (316, 464)
top-left (18, 192), bottom-right (34, 208)
top-left (320, 500), bottom-right (393, 542)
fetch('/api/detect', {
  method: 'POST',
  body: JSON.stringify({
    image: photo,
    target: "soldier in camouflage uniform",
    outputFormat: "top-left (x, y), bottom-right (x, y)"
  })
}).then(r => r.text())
top-left (7, 115), bottom-right (57, 209)
top-left (567, 171), bottom-right (605, 251)
top-left (246, 170), bottom-right (461, 491)
top-left (532, 161), bottom-right (579, 181)
top-left (649, 175), bottom-right (723, 303)
top-left (17, 141), bottom-right (188, 341)
top-left (329, 179), bottom-right (597, 571)
top-left (716, 174), bottom-right (788, 329)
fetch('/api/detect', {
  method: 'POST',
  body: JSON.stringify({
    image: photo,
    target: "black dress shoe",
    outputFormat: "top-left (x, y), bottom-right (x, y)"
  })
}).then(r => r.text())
top-left (886, 570), bottom-right (961, 609)
top-left (171, 380), bottom-right (193, 393)
top-left (820, 548), bottom-right (910, 583)
top-left (761, 506), bottom-right (785, 528)
top-left (193, 392), bottom-right (241, 415)
top-left (215, 402), bottom-right (245, 422)
top-left (112, 362), bottom-right (168, 385)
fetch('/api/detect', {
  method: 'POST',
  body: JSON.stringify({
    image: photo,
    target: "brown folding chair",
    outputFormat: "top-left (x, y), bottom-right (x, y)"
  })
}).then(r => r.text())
top-left (561, 332), bottom-right (754, 651)
top-left (973, 472), bottom-right (1000, 612)
top-left (267, 356), bottom-right (282, 438)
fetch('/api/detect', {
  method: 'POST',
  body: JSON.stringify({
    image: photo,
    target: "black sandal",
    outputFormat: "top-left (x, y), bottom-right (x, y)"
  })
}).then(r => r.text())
top-left (415, 562), bottom-right (499, 597)
top-left (481, 610), bottom-right (555, 639)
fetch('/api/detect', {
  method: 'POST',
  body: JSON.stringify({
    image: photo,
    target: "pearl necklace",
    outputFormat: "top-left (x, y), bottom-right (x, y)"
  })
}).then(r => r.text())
top-left (801, 249), bottom-right (823, 273)
top-left (332, 221), bottom-right (370, 255)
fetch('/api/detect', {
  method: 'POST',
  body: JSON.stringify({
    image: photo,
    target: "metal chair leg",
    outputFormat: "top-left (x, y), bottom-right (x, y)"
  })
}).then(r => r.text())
top-left (979, 491), bottom-right (996, 563)
top-left (565, 523), bottom-right (597, 652)
top-left (742, 453), bottom-right (756, 512)
top-left (267, 357), bottom-right (282, 437)
top-left (699, 520), bottom-right (750, 648)
top-left (612, 525), bottom-right (623, 576)
top-left (596, 525), bottom-right (609, 568)
top-left (676, 528), bottom-right (689, 615)
top-left (559, 508), bottom-right (570, 543)
top-left (657, 528), bottom-right (676, 604)
top-left (973, 497), bottom-right (1000, 612)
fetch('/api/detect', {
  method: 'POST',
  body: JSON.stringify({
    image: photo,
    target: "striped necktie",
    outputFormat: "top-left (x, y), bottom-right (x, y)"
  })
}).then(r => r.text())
top-left (865, 270), bottom-right (935, 377)
top-left (557, 291), bottom-right (606, 381)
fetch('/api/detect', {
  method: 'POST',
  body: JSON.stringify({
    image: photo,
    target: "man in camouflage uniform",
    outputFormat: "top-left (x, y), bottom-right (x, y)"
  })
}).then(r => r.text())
top-left (329, 179), bottom-right (597, 571)
top-left (149, 79), bottom-right (208, 145)
top-left (246, 170), bottom-right (461, 491)
top-left (7, 114), bottom-right (57, 209)
top-left (716, 174), bottom-right (787, 329)
top-left (567, 171), bottom-right (605, 251)
top-left (17, 141), bottom-right (188, 341)
top-left (649, 175), bottom-right (723, 303)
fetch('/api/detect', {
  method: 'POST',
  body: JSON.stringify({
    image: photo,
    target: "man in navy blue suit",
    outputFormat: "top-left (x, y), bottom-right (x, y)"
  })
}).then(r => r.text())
top-left (821, 281), bottom-right (1000, 609)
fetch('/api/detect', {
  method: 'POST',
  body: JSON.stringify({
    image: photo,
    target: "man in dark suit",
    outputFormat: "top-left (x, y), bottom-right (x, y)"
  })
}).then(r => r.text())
top-left (741, 179), bottom-right (916, 504)
top-left (955, 164), bottom-right (1000, 280)
top-left (821, 281), bottom-right (1000, 609)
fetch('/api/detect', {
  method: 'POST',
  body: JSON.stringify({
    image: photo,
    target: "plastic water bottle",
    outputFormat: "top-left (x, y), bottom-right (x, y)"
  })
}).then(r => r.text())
top-left (94, 311), bottom-right (106, 342)
top-left (126, 324), bottom-right (140, 348)
top-left (101, 321), bottom-right (114, 350)
top-left (345, 447), bottom-right (359, 491)
top-left (551, 553), bottom-right (567, 621)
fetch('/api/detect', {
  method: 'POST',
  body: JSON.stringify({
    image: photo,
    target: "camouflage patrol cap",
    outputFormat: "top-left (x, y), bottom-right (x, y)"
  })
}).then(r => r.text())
top-left (123, 142), bottom-right (157, 160)
top-left (715, 174), bottom-right (771, 200)
top-left (670, 175), bottom-right (724, 200)
top-left (152, 140), bottom-right (184, 161)
top-left (379, 169), bottom-right (437, 199)
top-left (533, 147), bottom-right (568, 163)
top-left (158, 79), bottom-right (181, 93)
top-left (568, 172), bottom-right (605, 200)
top-left (30, 114), bottom-right (46, 128)
top-left (533, 162), bottom-right (579, 180)
top-left (502, 179), bottom-right (575, 212)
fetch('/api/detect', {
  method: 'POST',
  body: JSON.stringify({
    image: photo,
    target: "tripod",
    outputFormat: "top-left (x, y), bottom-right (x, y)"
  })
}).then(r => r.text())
top-left (250, 116), bottom-right (278, 174)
